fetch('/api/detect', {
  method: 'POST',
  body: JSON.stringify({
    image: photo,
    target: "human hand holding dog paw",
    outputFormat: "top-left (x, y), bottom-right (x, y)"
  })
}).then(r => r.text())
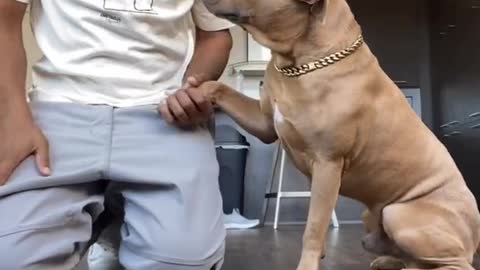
top-left (194, 80), bottom-right (224, 105)
top-left (158, 75), bottom-right (214, 129)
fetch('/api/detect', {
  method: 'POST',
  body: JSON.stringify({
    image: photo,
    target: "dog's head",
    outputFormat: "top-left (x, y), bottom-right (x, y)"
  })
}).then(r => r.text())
top-left (202, 0), bottom-right (357, 54)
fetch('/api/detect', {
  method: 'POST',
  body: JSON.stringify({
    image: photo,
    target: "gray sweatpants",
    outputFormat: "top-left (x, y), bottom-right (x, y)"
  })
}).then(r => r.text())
top-left (0, 101), bottom-right (226, 270)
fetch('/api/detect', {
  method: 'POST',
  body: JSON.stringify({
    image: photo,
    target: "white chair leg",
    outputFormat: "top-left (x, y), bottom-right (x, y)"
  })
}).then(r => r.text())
top-left (235, 73), bottom-right (244, 92)
top-left (331, 210), bottom-right (340, 228)
top-left (273, 145), bottom-right (341, 229)
top-left (273, 147), bottom-right (286, 230)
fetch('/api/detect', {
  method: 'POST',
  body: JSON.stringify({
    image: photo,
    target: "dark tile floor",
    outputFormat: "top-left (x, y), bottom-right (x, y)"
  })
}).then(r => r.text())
top-left (223, 225), bottom-right (480, 270)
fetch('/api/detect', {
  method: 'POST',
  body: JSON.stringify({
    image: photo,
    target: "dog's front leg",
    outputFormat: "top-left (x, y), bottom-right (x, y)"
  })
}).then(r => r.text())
top-left (198, 81), bottom-right (278, 144)
top-left (297, 159), bottom-right (343, 270)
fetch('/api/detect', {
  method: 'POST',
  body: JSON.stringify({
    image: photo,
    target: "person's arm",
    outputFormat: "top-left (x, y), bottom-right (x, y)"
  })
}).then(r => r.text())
top-left (184, 28), bottom-right (233, 84)
top-left (0, 1), bottom-right (29, 106)
top-left (0, 1), bottom-right (50, 185)
top-left (159, 28), bottom-right (233, 128)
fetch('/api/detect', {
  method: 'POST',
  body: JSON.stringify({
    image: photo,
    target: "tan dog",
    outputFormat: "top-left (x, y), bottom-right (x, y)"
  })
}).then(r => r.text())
top-left (198, 0), bottom-right (480, 269)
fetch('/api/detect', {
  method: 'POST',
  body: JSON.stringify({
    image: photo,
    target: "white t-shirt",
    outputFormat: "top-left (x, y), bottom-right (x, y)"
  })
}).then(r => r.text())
top-left (16, 0), bottom-right (233, 107)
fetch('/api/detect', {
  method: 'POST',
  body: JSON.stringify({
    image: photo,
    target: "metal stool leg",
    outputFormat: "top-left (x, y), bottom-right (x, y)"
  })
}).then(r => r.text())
top-left (331, 209), bottom-right (340, 228)
top-left (273, 147), bottom-right (286, 230)
top-left (261, 142), bottom-right (281, 226)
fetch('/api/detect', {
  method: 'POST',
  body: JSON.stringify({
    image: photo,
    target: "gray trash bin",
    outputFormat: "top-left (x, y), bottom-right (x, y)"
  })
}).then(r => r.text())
top-left (215, 124), bottom-right (250, 215)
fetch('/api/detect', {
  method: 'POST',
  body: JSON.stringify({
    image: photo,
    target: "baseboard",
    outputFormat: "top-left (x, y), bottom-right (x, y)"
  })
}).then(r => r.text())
top-left (338, 220), bottom-right (363, 225)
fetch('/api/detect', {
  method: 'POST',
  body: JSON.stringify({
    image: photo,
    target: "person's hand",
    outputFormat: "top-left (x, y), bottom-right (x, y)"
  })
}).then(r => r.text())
top-left (0, 105), bottom-right (50, 185)
top-left (158, 75), bottom-right (214, 129)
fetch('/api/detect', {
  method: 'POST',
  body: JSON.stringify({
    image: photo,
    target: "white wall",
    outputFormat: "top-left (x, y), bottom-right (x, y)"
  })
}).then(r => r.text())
top-left (218, 26), bottom-right (248, 86)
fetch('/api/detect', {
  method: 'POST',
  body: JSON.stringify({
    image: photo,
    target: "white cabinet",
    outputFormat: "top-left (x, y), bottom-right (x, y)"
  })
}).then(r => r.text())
top-left (247, 34), bottom-right (271, 62)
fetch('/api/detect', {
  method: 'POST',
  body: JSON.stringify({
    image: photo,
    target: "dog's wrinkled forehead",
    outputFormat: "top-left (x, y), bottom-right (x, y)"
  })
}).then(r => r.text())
top-left (202, 0), bottom-right (320, 24)
top-left (202, 0), bottom-right (329, 51)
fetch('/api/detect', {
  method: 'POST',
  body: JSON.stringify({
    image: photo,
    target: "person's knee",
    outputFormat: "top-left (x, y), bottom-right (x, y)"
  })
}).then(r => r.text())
top-left (0, 232), bottom-right (30, 269)
top-left (0, 229), bottom-right (83, 270)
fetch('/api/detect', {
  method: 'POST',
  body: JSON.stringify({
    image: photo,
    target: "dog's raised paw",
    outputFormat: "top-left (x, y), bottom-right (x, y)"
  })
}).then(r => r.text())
top-left (370, 256), bottom-right (405, 270)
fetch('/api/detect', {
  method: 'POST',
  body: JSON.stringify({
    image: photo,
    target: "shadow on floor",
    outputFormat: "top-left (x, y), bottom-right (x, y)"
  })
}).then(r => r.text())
top-left (223, 225), bottom-right (373, 270)
top-left (223, 225), bottom-right (480, 270)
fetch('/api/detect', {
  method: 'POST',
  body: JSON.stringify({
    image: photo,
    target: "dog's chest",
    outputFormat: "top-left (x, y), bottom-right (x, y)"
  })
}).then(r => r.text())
top-left (272, 102), bottom-right (308, 147)
top-left (273, 103), bottom-right (285, 124)
top-left (273, 102), bottom-right (295, 133)
top-left (272, 102), bottom-right (313, 174)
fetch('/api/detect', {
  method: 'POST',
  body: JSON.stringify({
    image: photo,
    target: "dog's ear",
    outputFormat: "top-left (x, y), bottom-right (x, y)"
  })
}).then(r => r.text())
top-left (298, 0), bottom-right (328, 13)
top-left (299, 0), bottom-right (329, 23)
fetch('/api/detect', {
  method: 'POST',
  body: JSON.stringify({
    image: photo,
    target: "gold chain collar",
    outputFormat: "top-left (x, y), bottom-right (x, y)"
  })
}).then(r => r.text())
top-left (274, 35), bottom-right (364, 77)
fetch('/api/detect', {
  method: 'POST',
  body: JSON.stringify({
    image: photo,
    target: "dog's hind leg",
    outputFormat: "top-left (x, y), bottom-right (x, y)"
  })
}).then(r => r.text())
top-left (362, 230), bottom-right (397, 255)
top-left (402, 260), bottom-right (474, 270)
top-left (382, 202), bottom-right (476, 270)
top-left (361, 209), bottom-right (397, 255)
top-left (362, 209), bottom-right (377, 233)
top-left (362, 209), bottom-right (407, 269)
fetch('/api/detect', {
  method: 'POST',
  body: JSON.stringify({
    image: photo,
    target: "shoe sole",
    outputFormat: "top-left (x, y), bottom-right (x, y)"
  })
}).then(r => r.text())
top-left (224, 222), bottom-right (260, 229)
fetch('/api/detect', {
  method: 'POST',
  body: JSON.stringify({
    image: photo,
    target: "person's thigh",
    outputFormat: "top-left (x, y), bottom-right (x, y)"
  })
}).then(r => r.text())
top-left (0, 101), bottom-right (113, 269)
top-left (108, 106), bottom-right (225, 270)
top-left (0, 184), bottom-right (104, 270)
top-left (0, 101), bottom-right (113, 197)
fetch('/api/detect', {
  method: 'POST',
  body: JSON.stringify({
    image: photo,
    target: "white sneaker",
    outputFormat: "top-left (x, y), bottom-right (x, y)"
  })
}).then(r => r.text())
top-left (223, 208), bottom-right (260, 229)
top-left (87, 242), bottom-right (122, 270)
